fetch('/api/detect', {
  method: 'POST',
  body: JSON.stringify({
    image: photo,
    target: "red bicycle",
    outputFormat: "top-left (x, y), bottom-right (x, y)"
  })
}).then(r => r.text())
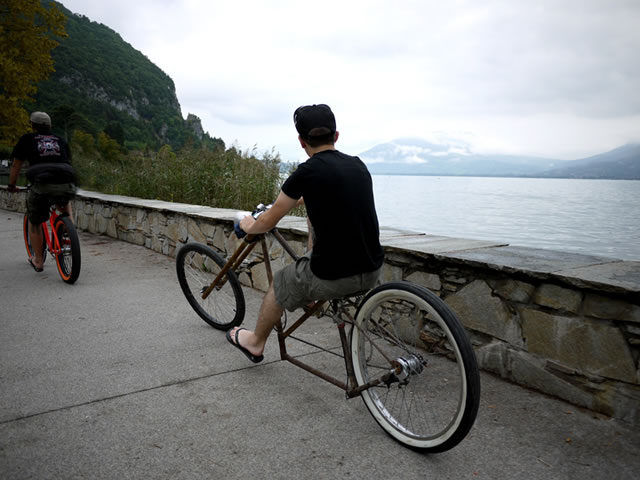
top-left (22, 200), bottom-right (81, 284)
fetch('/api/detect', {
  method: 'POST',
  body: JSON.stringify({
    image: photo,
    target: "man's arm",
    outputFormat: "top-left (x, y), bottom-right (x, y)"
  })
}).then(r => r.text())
top-left (239, 190), bottom-right (299, 235)
top-left (7, 158), bottom-right (23, 192)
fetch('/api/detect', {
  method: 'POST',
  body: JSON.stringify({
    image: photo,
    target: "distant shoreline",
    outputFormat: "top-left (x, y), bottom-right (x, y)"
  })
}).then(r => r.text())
top-left (368, 172), bottom-right (640, 181)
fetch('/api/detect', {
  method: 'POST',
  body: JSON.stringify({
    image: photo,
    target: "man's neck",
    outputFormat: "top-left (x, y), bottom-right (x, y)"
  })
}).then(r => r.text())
top-left (305, 144), bottom-right (336, 157)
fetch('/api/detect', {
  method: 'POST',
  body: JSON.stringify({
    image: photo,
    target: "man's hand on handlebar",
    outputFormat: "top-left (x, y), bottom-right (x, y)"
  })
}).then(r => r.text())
top-left (235, 192), bottom-right (300, 238)
top-left (239, 214), bottom-right (256, 234)
top-left (7, 184), bottom-right (18, 193)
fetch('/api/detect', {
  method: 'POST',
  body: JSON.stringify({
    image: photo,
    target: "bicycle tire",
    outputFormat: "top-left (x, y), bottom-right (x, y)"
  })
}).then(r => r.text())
top-left (23, 215), bottom-right (47, 264)
top-left (54, 216), bottom-right (81, 284)
top-left (351, 281), bottom-right (480, 453)
top-left (176, 243), bottom-right (245, 330)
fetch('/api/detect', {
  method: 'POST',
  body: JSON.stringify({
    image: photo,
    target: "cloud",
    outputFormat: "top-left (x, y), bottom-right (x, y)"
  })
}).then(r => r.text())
top-left (59, 0), bottom-right (640, 160)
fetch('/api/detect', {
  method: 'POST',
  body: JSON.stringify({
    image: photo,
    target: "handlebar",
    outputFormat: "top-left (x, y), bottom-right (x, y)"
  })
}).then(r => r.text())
top-left (234, 203), bottom-right (272, 239)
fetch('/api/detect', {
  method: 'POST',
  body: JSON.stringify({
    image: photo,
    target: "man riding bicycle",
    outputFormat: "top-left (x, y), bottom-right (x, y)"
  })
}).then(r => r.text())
top-left (227, 104), bottom-right (384, 363)
top-left (8, 111), bottom-right (77, 272)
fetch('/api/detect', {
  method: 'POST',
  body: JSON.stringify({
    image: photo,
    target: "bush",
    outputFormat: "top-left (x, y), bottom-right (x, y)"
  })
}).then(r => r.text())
top-left (72, 142), bottom-right (289, 212)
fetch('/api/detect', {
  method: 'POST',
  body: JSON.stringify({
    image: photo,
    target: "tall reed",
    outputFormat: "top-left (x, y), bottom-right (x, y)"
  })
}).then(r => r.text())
top-left (72, 139), bottom-right (286, 212)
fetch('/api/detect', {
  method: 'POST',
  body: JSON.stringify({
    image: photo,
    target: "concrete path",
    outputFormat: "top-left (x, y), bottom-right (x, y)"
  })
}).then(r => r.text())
top-left (1, 208), bottom-right (639, 480)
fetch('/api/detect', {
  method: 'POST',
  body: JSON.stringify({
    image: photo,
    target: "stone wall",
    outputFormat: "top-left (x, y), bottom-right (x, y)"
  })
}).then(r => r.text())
top-left (2, 187), bottom-right (639, 425)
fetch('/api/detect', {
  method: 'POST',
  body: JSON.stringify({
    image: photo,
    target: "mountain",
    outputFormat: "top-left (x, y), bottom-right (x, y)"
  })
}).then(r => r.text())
top-left (360, 138), bottom-right (559, 177)
top-left (360, 138), bottom-right (640, 180)
top-left (32, 2), bottom-right (222, 150)
top-left (536, 143), bottom-right (640, 180)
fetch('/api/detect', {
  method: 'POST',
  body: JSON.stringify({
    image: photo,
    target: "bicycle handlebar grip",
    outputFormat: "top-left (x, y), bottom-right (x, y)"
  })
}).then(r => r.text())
top-left (234, 211), bottom-right (251, 239)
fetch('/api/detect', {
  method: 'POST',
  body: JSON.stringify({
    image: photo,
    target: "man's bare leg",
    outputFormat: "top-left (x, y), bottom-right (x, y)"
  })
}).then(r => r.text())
top-left (30, 221), bottom-right (45, 269)
top-left (229, 284), bottom-right (284, 357)
top-left (58, 201), bottom-right (73, 221)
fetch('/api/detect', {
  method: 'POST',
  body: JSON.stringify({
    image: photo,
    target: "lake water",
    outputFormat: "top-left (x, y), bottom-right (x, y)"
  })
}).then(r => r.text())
top-left (372, 176), bottom-right (640, 261)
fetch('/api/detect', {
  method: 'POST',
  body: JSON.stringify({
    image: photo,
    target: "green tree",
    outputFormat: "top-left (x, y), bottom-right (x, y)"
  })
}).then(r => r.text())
top-left (52, 104), bottom-right (94, 141)
top-left (0, 0), bottom-right (66, 146)
top-left (97, 131), bottom-right (122, 163)
top-left (72, 129), bottom-right (96, 156)
top-left (104, 121), bottom-right (124, 146)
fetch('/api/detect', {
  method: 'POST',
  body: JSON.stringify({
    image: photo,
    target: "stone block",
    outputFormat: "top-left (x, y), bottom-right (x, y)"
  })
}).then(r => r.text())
top-left (509, 350), bottom-right (594, 409)
top-left (87, 214), bottom-right (96, 233)
top-left (583, 293), bottom-right (640, 323)
top-left (106, 218), bottom-right (117, 238)
top-left (595, 382), bottom-right (640, 425)
top-left (151, 236), bottom-right (163, 253)
top-left (178, 218), bottom-right (189, 243)
top-left (250, 262), bottom-right (271, 292)
top-left (533, 283), bottom-right (582, 313)
top-left (187, 218), bottom-right (206, 244)
top-left (200, 222), bottom-right (216, 240)
top-left (292, 240), bottom-right (307, 258)
top-left (96, 215), bottom-right (109, 234)
top-left (446, 280), bottom-right (522, 346)
top-left (212, 227), bottom-right (227, 253)
top-left (117, 213), bottom-right (133, 231)
top-left (406, 271), bottom-right (442, 291)
top-left (130, 231), bottom-right (146, 246)
top-left (521, 309), bottom-right (637, 383)
top-left (492, 279), bottom-right (535, 303)
top-left (383, 252), bottom-right (414, 266)
top-left (269, 240), bottom-right (285, 260)
top-left (444, 274), bottom-right (467, 285)
top-left (225, 232), bottom-right (243, 256)
top-left (166, 222), bottom-right (180, 243)
top-left (238, 271), bottom-right (252, 288)
top-left (473, 341), bottom-right (508, 376)
top-left (77, 211), bottom-right (89, 231)
top-left (382, 264), bottom-right (403, 283)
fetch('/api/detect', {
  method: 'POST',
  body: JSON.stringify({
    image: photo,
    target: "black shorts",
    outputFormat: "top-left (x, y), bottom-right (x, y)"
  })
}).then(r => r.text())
top-left (26, 183), bottom-right (77, 224)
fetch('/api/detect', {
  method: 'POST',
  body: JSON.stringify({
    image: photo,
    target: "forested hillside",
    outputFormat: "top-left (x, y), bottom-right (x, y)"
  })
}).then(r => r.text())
top-left (32, 1), bottom-right (222, 150)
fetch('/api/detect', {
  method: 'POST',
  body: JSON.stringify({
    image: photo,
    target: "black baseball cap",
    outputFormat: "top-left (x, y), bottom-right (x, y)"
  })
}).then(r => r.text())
top-left (293, 104), bottom-right (336, 138)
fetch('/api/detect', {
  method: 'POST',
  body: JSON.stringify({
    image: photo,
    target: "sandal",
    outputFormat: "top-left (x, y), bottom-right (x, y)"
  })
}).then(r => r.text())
top-left (226, 328), bottom-right (264, 363)
top-left (28, 258), bottom-right (44, 272)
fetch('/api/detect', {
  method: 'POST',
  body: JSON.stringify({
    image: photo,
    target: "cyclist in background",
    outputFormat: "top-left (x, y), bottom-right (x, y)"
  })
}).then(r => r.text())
top-left (227, 104), bottom-right (384, 363)
top-left (8, 111), bottom-right (77, 272)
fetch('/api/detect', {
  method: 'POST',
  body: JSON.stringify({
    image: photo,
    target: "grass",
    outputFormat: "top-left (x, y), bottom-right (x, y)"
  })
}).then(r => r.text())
top-left (72, 140), bottom-right (299, 213)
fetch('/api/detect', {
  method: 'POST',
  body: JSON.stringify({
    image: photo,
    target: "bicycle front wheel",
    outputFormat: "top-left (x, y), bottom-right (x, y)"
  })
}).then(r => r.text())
top-left (176, 243), bottom-right (245, 330)
top-left (23, 215), bottom-right (47, 264)
top-left (54, 216), bottom-right (81, 284)
top-left (351, 281), bottom-right (480, 453)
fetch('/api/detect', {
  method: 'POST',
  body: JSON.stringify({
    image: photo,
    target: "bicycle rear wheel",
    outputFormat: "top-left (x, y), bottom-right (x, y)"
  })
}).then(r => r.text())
top-left (54, 216), bottom-right (81, 284)
top-left (351, 281), bottom-right (480, 453)
top-left (23, 215), bottom-right (47, 264)
top-left (176, 243), bottom-right (245, 330)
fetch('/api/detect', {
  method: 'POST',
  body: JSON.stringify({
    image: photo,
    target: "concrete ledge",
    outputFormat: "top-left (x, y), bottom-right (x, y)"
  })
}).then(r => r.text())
top-left (2, 186), bottom-right (638, 425)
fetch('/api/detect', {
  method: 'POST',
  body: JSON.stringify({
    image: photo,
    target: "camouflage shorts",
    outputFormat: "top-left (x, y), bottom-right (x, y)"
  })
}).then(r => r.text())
top-left (273, 253), bottom-right (382, 311)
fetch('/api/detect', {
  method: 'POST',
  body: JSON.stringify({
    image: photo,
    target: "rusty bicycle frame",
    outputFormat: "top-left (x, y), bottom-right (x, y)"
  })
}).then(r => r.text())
top-left (201, 228), bottom-right (397, 398)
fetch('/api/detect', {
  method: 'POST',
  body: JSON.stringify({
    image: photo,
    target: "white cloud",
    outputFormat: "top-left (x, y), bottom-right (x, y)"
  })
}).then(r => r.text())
top-left (59, 0), bottom-right (640, 161)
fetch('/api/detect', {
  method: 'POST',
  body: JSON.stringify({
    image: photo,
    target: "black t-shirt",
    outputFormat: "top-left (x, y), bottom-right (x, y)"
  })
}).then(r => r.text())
top-left (11, 132), bottom-right (71, 166)
top-left (282, 149), bottom-right (384, 280)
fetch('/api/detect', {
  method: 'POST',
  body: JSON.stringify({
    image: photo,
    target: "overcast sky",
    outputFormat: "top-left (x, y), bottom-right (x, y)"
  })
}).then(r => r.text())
top-left (59, 0), bottom-right (640, 162)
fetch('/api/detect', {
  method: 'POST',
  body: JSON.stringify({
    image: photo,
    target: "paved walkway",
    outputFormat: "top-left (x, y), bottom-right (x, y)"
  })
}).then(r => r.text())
top-left (1, 208), bottom-right (639, 480)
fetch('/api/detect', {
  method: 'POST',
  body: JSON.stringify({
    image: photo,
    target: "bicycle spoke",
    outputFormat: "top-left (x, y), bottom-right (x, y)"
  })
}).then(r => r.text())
top-left (176, 244), bottom-right (245, 330)
top-left (351, 282), bottom-right (480, 452)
